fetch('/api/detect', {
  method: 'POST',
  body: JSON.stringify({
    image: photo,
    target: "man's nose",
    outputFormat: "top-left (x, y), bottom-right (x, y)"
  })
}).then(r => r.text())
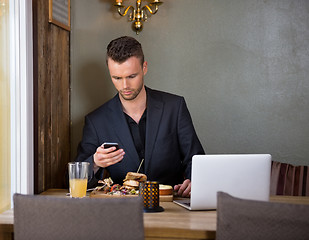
top-left (123, 79), bottom-right (128, 88)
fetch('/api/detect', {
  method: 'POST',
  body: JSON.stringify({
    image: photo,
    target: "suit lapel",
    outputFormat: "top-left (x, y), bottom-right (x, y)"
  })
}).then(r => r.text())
top-left (108, 95), bottom-right (140, 168)
top-left (145, 88), bottom-right (163, 173)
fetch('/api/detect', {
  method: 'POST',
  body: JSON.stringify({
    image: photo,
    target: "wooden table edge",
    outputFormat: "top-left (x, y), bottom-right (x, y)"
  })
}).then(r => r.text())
top-left (145, 226), bottom-right (216, 239)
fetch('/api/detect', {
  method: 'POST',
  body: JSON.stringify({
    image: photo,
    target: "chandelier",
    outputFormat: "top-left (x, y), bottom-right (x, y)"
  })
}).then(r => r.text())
top-left (114, 0), bottom-right (163, 34)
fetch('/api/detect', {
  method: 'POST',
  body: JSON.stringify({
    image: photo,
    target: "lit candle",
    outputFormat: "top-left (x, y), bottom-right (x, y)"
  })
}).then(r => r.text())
top-left (116, 0), bottom-right (122, 3)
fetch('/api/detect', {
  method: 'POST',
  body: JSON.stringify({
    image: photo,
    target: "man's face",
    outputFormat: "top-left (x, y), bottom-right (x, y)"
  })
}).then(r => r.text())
top-left (107, 56), bottom-right (148, 101)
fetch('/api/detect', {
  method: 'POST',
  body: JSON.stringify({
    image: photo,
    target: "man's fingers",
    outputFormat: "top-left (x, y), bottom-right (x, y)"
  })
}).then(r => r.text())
top-left (175, 179), bottom-right (191, 197)
top-left (94, 148), bottom-right (125, 168)
top-left (181, 183), bottom-right (191, 197)
top-left (104, 154), bottom-right (124, 167)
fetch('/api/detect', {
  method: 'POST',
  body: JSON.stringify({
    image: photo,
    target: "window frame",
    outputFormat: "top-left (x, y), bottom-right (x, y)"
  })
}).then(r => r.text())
top-left (10, 0), bottom-right (34, 202)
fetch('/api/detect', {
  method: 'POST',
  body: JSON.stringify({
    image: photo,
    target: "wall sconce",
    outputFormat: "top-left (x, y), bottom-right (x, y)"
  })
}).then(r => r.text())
top-left (114, 0), bottom-right (163, 34)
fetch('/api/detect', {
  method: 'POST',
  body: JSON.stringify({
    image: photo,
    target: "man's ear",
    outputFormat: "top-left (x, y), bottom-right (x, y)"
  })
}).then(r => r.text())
top-left (143, 61), bottom-right (148, 75)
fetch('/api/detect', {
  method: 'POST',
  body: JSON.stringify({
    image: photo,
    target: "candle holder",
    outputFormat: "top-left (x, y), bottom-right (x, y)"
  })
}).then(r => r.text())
top-left (139, 181), bottom-right (164, 213)
top-left (114, 0), bottom-right (163, 34)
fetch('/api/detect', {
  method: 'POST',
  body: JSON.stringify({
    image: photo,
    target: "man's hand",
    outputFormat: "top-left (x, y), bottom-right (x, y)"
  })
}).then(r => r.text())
top-left (174, 179), bottom-right (191, 197)
top-left (93, 144), bottom-right (125, 168)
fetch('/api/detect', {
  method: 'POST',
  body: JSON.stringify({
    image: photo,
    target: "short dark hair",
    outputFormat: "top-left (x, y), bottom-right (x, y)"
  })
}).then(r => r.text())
top-left (106, 36), bottom-right (144, 66)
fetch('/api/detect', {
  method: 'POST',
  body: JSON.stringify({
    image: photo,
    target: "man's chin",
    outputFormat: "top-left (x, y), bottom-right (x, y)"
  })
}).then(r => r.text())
top-left (120, 93), bottom-right (137, 101)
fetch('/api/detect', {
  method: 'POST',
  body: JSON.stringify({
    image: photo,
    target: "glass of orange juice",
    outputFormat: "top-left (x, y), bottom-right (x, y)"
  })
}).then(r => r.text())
top-left (68, 162), bottom-right (89, 198)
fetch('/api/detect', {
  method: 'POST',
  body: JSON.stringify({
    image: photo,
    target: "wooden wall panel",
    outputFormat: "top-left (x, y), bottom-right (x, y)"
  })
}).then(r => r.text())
top-left (33, 0), bottom-right (70, 193)
top-left (50, 28), bottom-right (70, 188)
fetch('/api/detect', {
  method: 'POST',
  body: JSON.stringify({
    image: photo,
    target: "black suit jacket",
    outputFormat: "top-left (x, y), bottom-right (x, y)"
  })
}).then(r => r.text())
top-left (75, 87), bottom-right (205, 188)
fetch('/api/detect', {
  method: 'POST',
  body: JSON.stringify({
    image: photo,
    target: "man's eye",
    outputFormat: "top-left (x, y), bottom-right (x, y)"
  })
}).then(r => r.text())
top-left (128, 75), bottom-right (137, 79)
top-left (113, 77), bottom-right (121, 80)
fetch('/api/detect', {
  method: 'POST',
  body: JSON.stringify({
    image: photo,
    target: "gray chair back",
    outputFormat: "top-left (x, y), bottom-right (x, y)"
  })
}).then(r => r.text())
top-left (216, 191), bottom-right (309, 240)
top-left (14, 194), bottom-right (144, 240)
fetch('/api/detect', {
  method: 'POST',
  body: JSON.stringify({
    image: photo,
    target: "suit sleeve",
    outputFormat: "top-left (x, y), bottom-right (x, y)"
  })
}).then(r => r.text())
top-left (75, 116), bottom-right (103, 188)
top-left (177, 97), bottom-right (205, 179)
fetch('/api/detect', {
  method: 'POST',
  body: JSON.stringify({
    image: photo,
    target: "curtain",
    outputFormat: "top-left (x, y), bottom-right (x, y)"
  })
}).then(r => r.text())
top-left (270, 161), bottom-right (309, 196)
top-left (0, 0), bottom-right (11, 213)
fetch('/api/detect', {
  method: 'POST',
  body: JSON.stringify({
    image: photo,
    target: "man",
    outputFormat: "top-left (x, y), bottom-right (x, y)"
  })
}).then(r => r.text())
top-left (75, 36), bottom-right (204, 197)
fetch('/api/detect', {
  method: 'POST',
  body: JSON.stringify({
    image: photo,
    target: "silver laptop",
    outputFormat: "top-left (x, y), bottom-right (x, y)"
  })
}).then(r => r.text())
top-left (173, 154), bottom-right (271, 210)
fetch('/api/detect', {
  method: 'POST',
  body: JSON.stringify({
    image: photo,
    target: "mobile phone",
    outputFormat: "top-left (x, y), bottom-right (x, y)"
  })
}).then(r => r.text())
top-left (102, 142), bottom-right (119, 150)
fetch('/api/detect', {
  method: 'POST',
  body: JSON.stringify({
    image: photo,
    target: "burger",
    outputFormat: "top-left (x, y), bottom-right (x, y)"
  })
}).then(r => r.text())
top-left (123, 172), bottom-right (147, 190)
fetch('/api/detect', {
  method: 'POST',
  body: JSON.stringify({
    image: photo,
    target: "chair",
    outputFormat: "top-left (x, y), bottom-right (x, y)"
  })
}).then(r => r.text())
top-left (270, 161), bottom-right (309, 196)
top-left (14, 194), bottom-right (144, 240)
top-left (216, 191), bottom-right (309, 240)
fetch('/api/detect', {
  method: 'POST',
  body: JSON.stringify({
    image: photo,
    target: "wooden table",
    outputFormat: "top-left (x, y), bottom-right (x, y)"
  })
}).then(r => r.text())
top-left (1, 189), bottom-right (309, 240)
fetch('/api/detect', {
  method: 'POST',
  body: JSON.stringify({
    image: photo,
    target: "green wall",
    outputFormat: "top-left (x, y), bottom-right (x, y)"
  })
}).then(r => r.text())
top-left (71, 0), bottom-right (309, 165)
